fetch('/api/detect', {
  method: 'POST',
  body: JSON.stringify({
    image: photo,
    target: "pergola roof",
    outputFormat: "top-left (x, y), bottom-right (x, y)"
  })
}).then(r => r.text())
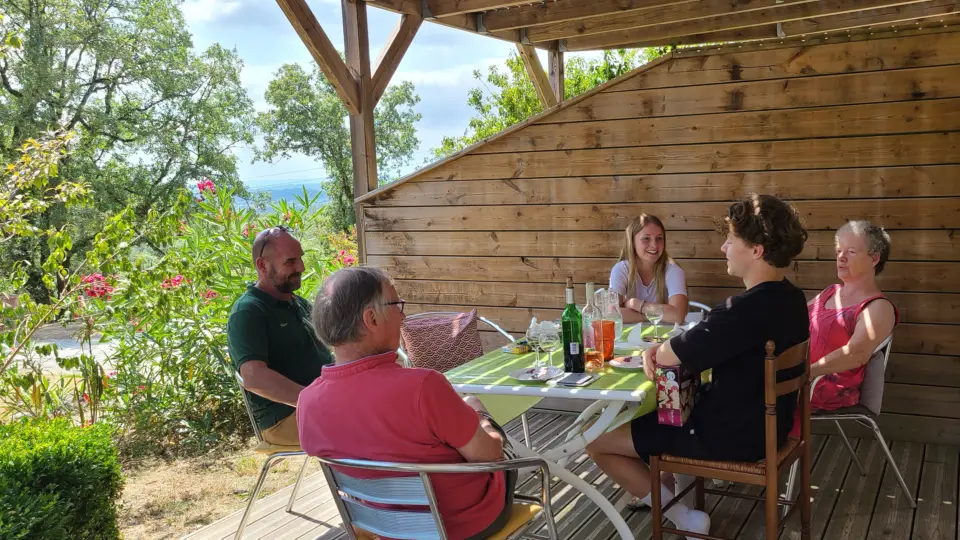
top-left (365, 0), bottom-right (960, 50)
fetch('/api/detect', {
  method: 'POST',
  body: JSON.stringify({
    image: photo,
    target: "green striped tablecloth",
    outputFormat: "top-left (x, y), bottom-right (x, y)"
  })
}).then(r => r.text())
top-left (444, 323), bottom-right (673, 421)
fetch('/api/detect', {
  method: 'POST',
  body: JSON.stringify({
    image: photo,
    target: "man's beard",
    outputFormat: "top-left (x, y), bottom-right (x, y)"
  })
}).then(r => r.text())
top-left (269, 269), bottom-right (301, 293)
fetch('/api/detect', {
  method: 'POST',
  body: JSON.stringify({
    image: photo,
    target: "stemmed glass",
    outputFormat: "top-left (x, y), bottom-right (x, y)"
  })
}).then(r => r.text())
top-left (643, 303), bottom-right (665, 341)
top-left (538, 327), bottom-right (563, 379)
top-left (526, 323), bottom-right (542, 370)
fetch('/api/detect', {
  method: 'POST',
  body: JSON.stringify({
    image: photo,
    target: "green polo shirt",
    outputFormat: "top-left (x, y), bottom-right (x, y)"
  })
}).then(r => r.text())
top-left (227, 284), bottom-right (333, 431)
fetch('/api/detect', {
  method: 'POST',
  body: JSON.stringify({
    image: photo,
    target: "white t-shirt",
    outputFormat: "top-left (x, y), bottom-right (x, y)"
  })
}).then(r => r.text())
top-left (609, 260), bottom-right (687, 303)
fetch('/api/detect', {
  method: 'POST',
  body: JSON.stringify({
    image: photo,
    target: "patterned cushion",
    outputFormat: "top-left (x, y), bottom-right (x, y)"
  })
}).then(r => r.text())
top-left (401, 311), bottom-right (484, 373)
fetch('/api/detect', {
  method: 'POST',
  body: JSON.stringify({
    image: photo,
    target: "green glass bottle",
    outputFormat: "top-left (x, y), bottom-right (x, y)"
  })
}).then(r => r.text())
top-left (561, 277), bottom-right (585, 373)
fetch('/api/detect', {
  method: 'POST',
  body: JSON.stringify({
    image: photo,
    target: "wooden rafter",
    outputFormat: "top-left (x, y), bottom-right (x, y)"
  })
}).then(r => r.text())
top-left (573, 25), bottom-right (782, 51)
top-left (483, 0), bottom-right (698, 32)
top-left (562, 0), bottom-right (930, 50)
top-left (516, 44), bottom-right (558, 108)
top-left (363, 0), bottom-right (532, 45)
top-left (526, 0), bottom-right (816, 42)
top-left (782, 0), bottom-right (960, 35)
top-left (373, 14), bottom-right (422, 104)
top-left (276, 0), bottom-right (360, 115)
top-left (426, 0), bottom-right (533, 17)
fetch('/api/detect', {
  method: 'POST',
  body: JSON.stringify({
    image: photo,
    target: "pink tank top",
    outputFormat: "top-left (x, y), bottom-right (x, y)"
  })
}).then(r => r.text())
top-left (808, 284), bottom-right (899, 410)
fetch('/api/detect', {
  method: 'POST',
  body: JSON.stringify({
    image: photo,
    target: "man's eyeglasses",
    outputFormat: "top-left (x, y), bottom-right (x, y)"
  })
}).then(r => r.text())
top-left (256, 225), bottom-right (292, 259)
top-left (385, 300), bottom-right (405, 313)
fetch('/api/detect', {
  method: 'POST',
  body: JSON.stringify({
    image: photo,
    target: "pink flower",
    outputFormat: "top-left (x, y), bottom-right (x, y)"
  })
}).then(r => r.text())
top-left (197, 178), bottom-right (216, 195)
top-left (203, 289), bottom-right (220, 300)
top-left (161, 274), bottom-right (188, 289)
top-left (107, 371), bottom-right (116, 378)
top-left (79, 274), bottom-right (113, 298)
top-left (82, 393), bottom-right (91, 404)
top-left (343, 255), bottom-right (356, 265)
top-left (241, 223), bottom-right (256, 238)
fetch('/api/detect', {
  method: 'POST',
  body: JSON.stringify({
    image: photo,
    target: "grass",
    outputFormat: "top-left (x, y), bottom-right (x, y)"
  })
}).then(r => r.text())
top-left (119, 439), bottom-right (322, 539)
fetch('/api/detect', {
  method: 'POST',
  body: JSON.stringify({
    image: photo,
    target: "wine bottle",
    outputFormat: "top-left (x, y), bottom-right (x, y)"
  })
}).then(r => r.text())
top-left (561, 277), bottom-right (585, 373)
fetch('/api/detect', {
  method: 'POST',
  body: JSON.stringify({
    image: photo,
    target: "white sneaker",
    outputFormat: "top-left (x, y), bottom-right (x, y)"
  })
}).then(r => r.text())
top-left (674, 508), bottom-right (711, 535)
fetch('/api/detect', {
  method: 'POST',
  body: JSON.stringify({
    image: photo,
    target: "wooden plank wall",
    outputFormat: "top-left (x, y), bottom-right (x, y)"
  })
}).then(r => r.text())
top-left (362, 29), bottom-right (960, 446)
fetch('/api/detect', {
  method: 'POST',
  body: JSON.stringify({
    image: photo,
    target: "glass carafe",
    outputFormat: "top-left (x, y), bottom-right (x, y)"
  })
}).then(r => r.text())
top-left (592, 288), bottom-right (623, 360)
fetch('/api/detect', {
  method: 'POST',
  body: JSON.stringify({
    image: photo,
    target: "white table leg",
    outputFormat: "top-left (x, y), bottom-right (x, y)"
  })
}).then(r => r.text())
top-left (543, 400), bottom-right (628, 464)
top-left (507, 433), bottom-right (634, 540)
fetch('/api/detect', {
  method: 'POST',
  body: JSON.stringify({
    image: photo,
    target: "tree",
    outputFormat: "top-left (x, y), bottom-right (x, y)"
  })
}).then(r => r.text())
top-left (433, 49), bottom-right (663, 158)
top-left (256, 63), bottom-right (421, 231)
top-left (0, 0), bottom-right (255, 300)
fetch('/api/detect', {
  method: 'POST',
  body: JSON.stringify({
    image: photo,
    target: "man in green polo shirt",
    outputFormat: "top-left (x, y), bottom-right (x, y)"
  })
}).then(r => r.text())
top-left (227, 226), bottom-right (333, 447)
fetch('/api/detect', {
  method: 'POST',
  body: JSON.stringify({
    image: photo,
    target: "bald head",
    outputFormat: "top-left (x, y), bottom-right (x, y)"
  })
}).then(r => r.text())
top-left (253, 226), bottom-right (305, 294)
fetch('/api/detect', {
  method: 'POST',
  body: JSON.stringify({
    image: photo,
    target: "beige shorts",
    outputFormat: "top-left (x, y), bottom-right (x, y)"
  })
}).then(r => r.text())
top-left (260, 410), bottom-right (300, 447)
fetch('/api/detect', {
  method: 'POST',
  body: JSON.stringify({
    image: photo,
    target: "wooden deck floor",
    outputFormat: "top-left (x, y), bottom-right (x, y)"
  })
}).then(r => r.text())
top-left (184, 411), bottom-right (959, 540)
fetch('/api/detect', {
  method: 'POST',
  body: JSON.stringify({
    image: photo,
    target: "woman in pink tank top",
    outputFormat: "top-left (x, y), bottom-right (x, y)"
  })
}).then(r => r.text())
top-left (807, 221), bottom-right (899, 411)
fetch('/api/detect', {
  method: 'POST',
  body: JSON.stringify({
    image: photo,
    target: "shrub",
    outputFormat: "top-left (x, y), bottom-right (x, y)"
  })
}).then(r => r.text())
top-left (0, 418), bottom-right (123, 539)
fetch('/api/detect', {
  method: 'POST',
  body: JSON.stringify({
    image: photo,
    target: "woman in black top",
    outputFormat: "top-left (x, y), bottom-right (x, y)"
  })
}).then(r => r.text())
top-left (585, 194), bottom-right (810, 536)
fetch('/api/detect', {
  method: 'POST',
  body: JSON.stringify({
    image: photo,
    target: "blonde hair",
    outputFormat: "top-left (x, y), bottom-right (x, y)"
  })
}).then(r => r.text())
top-left (619, 215), bottom-right (672, 304)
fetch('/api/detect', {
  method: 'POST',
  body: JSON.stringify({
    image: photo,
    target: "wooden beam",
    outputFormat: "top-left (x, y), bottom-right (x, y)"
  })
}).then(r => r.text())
top-left (567, 25), bottom-right (779, 51)
top-left (343, 0), bottom-right (377, 263)
top-left (548, 46), bottom-right (564, 103)
top-left (516, 44), bottom-right (558, 108)
top-left (782, 0), bottom-right (960, 35)
top-left (526, 0), bottom-right (818, 42)
top-left (562, 0), bottom-right (929, 50)
top-left (276, 0), bottom-right (360, 115)
top-left (426, 0), bottom-right (534, 17)
top-left (362, 0), bottom-right (529, 44)
top-left (372, 14), bottom-right (422, 104)
top-left (483, 0), bottom-right (697, 32)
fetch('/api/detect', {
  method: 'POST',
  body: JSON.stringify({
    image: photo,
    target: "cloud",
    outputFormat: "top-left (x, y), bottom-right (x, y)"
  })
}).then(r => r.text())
top-left (181, 0), bottom-right (242, 25)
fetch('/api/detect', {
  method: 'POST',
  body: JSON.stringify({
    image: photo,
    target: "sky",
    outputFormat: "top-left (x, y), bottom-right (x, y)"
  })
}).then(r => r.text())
top-left (181, 0), bottom-right (601, 189)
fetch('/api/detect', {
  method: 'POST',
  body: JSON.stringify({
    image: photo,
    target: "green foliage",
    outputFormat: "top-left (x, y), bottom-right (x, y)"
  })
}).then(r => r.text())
top-left (92, 186), bottom-right (356, 456)
top-left (256, 63), bottom-right (421, 231)
top-left (433, 49), bottom-right (662, 158)
top-left (0, 418), bottom-right (123, 539)
top-left (0, 0), bottom-right (255, 300)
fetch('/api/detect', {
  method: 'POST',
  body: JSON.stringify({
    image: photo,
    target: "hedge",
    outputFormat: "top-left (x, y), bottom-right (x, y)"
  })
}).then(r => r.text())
top-left (0, 418), bottom-right (123, 539)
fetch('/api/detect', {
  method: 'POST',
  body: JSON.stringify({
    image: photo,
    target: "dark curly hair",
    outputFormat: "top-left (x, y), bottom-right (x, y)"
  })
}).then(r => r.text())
top-left (724, 194), bottom-right (808, 268)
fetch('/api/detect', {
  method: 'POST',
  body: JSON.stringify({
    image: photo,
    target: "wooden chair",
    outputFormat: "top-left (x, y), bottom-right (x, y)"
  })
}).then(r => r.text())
top-left (649, 340), bottom-right (812, 540)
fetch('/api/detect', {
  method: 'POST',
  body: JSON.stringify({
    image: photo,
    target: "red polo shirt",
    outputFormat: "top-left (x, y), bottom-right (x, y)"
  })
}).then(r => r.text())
top-left (297, 351), bottom-right (506, 540)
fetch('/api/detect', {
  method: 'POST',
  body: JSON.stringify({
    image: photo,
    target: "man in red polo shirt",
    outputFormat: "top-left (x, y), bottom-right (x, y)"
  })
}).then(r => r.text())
top-left (298, 267), bottom-right (513, 540)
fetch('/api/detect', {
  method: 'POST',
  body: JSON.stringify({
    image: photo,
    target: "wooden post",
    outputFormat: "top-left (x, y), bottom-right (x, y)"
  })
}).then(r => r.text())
top-left (548, 45), bottom-right (564, 103)
top-left (343, 0), bottom-right (376, 263)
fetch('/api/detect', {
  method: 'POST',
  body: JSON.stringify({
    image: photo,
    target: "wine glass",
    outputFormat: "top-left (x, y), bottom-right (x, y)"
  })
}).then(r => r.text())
top-left (643, 303), bottom-right (665, 341)
top-left (538, 329), bottom-right (563, 379)
top-left (526, 324), bottom-right (542, 369)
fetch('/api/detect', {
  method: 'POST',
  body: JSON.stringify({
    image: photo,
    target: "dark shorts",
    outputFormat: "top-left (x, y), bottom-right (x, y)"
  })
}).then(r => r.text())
top-left (630, 413), bottom-right (713, 463)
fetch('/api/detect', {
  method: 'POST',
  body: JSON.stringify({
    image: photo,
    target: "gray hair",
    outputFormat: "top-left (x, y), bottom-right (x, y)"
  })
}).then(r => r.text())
top-left (312, 267), bottom-right (394, 346)
top-left (837, 220), bottom-right (891, 275)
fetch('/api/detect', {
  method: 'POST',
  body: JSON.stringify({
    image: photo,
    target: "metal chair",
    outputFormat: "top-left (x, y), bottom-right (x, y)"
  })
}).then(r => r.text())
top-left (230, 370), bottom-right (312, 539)
top-left (785, 334), bottom-right (916, 511)
top-left (397, 311), bottom-right (536, 449)
top-left (316, 455), bottom-right (559, 540)
top-left (685, 300), bottom-right (712, 323)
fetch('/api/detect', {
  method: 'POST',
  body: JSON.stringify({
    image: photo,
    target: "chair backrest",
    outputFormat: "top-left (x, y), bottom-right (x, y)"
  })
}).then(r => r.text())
top-left (399, 311), bottom-right (515, 371)
top-left (764, 340), bottom-right (811, 463)
top-left (317, 457), bottom-right (448, 540)
top-left (685, 301), bottom-right (712, 323)
top-left (858, 334), bottom-right (894, 416)
top-left (231, 369), bottom-right (265, 443)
